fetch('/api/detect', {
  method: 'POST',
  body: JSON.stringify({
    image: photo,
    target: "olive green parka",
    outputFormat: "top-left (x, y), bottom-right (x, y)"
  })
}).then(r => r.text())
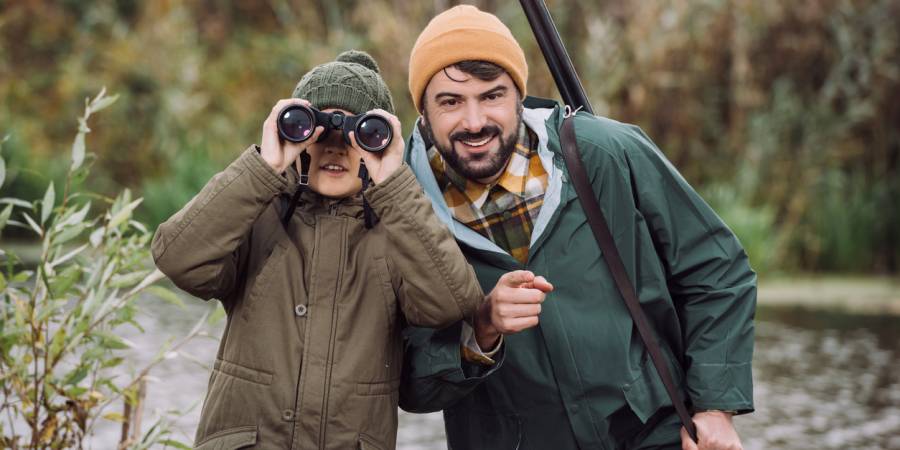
top-left (152, 147), bottom-right (482, 450)
top-left (400, 99), bottom-right (757, 450)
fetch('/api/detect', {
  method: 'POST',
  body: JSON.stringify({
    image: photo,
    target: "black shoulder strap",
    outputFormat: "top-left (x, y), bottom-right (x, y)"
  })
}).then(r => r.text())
top-left (559, 116), bottom-right (698, 443)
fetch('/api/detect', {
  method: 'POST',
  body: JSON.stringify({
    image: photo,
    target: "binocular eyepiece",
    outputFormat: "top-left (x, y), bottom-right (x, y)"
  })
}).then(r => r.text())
top-left (276, 104), bottom-right (393, 153)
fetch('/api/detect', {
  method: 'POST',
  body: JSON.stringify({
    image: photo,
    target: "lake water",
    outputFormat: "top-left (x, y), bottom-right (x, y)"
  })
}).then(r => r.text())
top-left (84, 295), bottom-right (900, 449)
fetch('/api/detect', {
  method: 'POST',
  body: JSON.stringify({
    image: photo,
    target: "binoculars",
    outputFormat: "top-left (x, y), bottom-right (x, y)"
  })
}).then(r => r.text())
top-left (276, 104), bottom-right (393, 153)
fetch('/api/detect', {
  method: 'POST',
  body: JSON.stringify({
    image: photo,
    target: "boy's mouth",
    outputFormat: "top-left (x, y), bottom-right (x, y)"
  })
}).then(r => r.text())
top-left (320, 163), bottom-right (348, 174)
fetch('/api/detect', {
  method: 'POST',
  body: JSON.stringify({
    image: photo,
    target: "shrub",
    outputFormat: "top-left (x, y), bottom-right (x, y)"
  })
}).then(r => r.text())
top-left (0, 90), bottom-right (208, 449)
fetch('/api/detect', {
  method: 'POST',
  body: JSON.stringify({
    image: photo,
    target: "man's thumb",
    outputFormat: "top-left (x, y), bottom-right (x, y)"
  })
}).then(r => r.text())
top-left (680, 427), bottom-right (699, 450)
top-left (499, 270), bottom-right (535, 288)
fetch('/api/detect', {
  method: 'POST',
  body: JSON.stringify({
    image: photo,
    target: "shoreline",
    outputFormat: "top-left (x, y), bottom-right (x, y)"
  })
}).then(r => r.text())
top-left (758, 275), bottom-right (900, 316)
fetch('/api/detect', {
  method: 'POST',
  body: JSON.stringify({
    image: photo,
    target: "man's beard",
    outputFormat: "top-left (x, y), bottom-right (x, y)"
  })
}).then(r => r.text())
top-left (423, 107), bottom-right (523, 181)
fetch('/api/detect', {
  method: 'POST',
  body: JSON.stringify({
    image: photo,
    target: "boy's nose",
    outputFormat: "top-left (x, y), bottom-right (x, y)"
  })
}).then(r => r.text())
top-left (324, 145), bottom-right (348, 155)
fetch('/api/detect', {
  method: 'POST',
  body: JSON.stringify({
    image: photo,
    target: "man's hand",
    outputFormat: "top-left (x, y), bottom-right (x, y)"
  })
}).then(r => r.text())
top-left (474, 270), bottom-right (553, 350)
top-left (350, 109), bottom-right (404, 185)
top-left (681, 411), bottom-right (743, 450)
top-left (260, 98), bottom-right (324, 174)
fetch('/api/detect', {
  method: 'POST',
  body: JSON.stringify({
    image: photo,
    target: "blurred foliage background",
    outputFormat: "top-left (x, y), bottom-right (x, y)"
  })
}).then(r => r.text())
top-left (1, 0), bottom-right (898, 275)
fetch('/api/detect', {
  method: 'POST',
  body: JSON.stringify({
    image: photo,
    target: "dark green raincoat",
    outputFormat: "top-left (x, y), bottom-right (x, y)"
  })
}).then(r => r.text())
top-left (399, 98), bottom-right (756, 450)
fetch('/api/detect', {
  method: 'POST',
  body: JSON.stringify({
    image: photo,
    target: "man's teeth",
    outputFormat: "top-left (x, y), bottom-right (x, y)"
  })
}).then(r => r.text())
top-left (463, 136), bottom-right (493, 147)
top-left (322, 164), bottom-right (345, 171)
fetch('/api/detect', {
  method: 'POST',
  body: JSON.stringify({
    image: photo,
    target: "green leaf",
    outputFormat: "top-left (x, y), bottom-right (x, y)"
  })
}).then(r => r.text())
top-left (41, 181), bottom-right (55, 225)
top-left (100, 357), bottom-right (124, 369)
top-left (0, 272), bottom-right (6, 291)
top-left (82, 346), bottom-right (105, 362)
top-left (147, 286), bottom-right (185, 309)
top-left (102, 412), bottom-right (126, 422)
top-left (12, 270), bottom-right (32, 283)
top-left (0, 154), bottom-right (5, 189)
top-left (108, 198), bottom-right (143, 229)
top-left (22, 212), bottom-right (42, 236)
top-left (48, 327), bottom-right (67, 361)
top-left (159, 439), bottom-right (192, 450)
top-left (95, 331), bottom-right (132, 350)
top-left (89, 226), bottom-right (105, 247)
top-left (65, 386), bottom-right (88, 397)
top-left (53, 222), bottom-right (87, 246)
top-left (60, 201), bottom-right (91, 228)
top-left (71, 132), bottom-right (85, 172)
top-left (0, 203), bottom-right (13, 236)
top-left (49, 264), bottom-right (82, 296)
top-left (49, 243), bottom-right (88, 268)
top-left (35, 301), bottom-right (61, 322)
top-left (63, 365), bottom-right (89, 386)
top-left (90, 93), bottom-right (119, 114)
top-left (0, 197), bottom-right (32, 208)
top-left (110, 269), bottom-right (151, 288)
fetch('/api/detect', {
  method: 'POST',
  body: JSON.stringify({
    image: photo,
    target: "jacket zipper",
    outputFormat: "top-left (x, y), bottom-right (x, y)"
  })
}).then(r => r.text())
top-left (318, 216), bottom-right (345, 448)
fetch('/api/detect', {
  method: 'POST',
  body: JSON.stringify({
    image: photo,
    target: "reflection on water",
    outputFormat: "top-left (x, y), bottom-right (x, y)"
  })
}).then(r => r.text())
top-left (738, 307), bottom-right (900, 450)
top-left (91, 301), bottom-right (900, 449)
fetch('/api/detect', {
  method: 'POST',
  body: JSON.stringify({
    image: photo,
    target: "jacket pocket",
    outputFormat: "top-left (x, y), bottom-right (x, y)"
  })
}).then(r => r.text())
top-left (194, 425), bottom-right (257, 450)
top-left (214, 359), bottom-right (274, 386)
top-left (194, 361), bottom-right (271, 445)
top-left (356, 377), bottom-right (401, 396)
top-left (372, 256), bottom-right (398, 329)
top-left (357, 432), bottom-right (386, 450)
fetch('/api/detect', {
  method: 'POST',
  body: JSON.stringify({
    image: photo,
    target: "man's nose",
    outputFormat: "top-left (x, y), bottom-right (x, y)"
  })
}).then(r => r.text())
top-left (461, 103), bottom-right (487, 132)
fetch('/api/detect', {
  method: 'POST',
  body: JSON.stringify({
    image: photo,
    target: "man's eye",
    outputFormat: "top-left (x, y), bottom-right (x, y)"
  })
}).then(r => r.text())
top-left (485, 94), bottom-right (499, 101)
top-left (441, 99), bottom-right (458, 107)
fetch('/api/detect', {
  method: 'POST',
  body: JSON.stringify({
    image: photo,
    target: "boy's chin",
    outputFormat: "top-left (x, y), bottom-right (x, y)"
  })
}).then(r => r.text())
top-left (312, 181), bottom-right (362, 199)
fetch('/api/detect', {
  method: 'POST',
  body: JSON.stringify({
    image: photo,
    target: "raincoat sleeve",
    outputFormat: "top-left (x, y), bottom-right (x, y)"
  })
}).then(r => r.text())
top-left (365, 164), bottom-right (483, 327)
top-left (618, 122), bottom-right (757, 414)
top-left (152, 146), bottom-right (290, 303)
top-left (398, 322), bottom-right (505, 413)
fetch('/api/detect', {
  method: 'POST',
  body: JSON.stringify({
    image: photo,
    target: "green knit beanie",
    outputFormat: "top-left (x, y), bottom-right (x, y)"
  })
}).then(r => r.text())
top-left (292, 50), bottom-right (395, 115)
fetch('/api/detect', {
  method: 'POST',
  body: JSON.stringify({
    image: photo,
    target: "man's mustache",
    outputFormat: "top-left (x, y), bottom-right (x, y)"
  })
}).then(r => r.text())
top-left (450, 125), bottom-right (501, 143)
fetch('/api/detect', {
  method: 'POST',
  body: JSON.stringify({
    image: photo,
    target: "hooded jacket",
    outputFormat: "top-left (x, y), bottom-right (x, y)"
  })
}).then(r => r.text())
top-left (399, 98), bottom-right (756, 450)
top-left (152, 147), bottom-right (482, 450)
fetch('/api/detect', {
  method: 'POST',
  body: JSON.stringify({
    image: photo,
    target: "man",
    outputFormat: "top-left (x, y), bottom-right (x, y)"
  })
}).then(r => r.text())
top-left (399, 5), bottom-right (756, 450)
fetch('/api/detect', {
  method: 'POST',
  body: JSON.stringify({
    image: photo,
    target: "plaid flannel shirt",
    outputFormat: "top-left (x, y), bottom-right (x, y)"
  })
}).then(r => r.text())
top-left (427, 123), bottom-right (548, 265)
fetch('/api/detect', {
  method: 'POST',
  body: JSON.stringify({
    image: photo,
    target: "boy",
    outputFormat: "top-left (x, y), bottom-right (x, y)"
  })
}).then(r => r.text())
top-left (152, 50), bottom-right (482, 449)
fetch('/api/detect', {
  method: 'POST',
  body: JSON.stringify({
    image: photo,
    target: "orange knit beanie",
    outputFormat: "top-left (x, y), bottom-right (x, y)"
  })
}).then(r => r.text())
top-left (408, 5), bottom-right (528, 113)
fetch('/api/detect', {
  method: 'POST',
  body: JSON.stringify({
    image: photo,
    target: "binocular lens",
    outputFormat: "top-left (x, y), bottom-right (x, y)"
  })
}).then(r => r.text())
top-left (278, 106), bottom-right (315, 143)
top-left (276, 104), bottom-right (393, 152)
top-left (356, 116), bottom-right (392, 152)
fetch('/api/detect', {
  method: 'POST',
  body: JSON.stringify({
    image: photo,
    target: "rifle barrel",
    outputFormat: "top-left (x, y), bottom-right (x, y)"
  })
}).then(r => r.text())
top-left (519, 0), bottom-right (593, 114)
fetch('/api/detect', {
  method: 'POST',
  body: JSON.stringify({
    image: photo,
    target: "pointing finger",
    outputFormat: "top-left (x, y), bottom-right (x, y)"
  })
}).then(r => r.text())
top-left (532, 276), bottom-right (554, 293)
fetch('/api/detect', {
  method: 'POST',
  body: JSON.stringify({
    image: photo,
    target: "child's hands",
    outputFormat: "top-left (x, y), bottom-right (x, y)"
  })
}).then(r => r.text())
top-left (349, 109), bottom-right (404, 185)
top-left (260, 99), bottom-right (324, 174)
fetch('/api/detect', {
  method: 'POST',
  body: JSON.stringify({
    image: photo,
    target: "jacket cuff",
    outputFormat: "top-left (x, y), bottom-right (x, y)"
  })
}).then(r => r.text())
top-left (239, 145), bottom-right (291, 194)
top-left (364, 164), bottom-right (418, 211)
top-left (687, 362), bottom-right (754, 414)
top-left (460, 321), bottom-right (503, 365)
top-left (426, 324), bottom-right (504, 384)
